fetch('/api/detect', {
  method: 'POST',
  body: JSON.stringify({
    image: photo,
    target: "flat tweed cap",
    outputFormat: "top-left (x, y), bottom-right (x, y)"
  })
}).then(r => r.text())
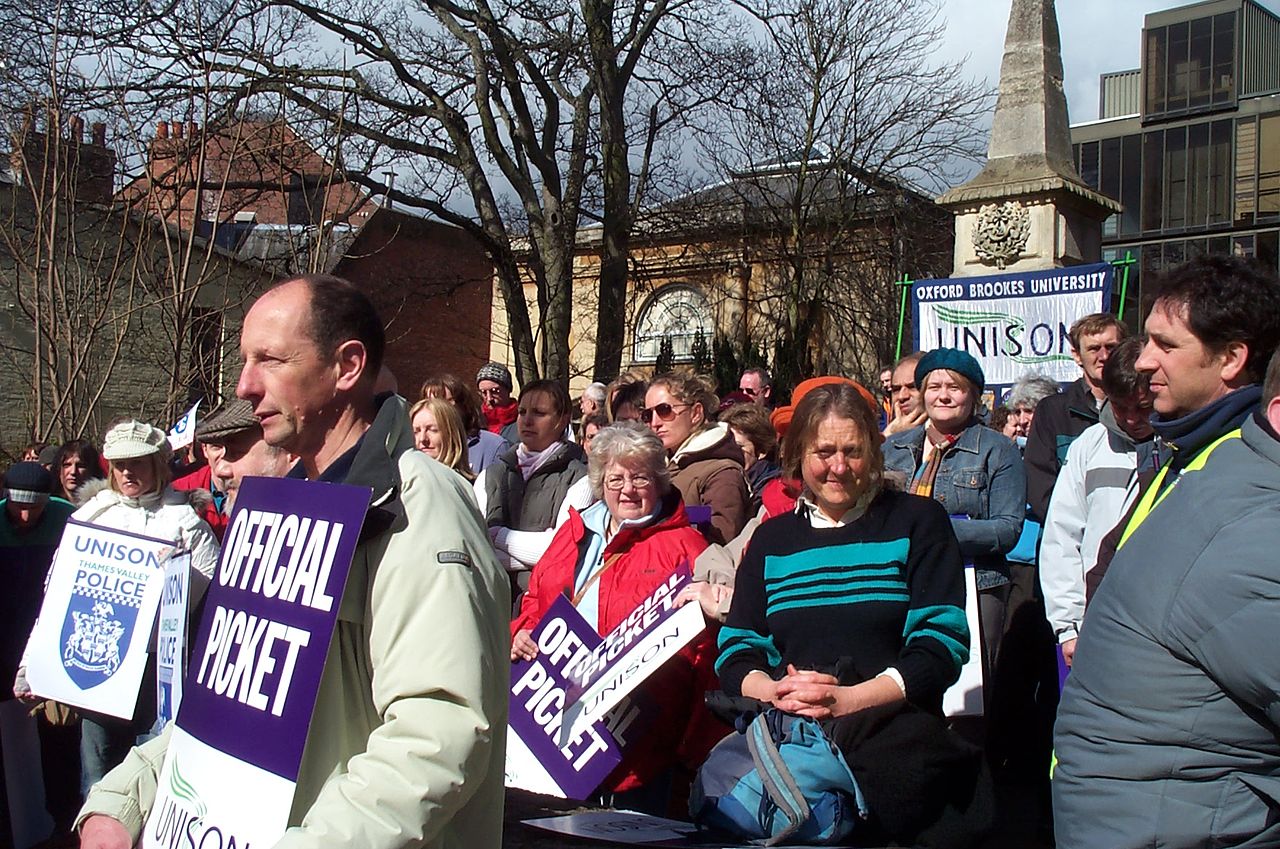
top-left (196, 399), bottom-right (260, 443)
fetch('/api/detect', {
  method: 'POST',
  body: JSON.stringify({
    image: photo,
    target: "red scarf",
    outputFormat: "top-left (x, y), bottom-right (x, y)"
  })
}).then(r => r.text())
top-left (483, 398), bottom-right (518, 434)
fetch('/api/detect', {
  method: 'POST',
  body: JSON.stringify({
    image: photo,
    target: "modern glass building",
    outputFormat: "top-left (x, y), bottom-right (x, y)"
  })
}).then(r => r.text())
top-left (1070, 0), bottom-right (1280, 324)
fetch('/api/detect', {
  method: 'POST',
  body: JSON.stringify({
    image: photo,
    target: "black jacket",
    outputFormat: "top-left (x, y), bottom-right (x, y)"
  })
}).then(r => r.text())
top-left (1024, 378), bottom-right (1100, 523)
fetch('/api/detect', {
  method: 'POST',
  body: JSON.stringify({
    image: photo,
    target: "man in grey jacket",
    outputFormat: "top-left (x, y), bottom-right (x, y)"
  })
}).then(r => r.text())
top-left (1053, 345), bottom-right (1280, 847)
top-left (77, 275), bottom-right (510, 849)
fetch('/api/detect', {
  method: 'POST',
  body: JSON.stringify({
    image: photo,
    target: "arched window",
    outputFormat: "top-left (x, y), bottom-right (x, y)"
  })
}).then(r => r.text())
top-left (632, 285), bottom-right (715, 363)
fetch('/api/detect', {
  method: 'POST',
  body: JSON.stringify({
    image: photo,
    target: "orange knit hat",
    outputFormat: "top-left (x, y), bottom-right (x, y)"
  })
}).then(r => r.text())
top-left (769, 376), bottom-right (878, 438)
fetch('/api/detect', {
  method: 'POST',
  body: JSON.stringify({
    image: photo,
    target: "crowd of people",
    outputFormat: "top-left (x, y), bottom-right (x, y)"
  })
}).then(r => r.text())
top-left (2, 254), bottom-right (1280, 848)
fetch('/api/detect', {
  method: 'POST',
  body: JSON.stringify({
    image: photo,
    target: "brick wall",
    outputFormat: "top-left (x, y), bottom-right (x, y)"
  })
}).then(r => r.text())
top-left (121, 120), bottom-right (375, 235)
top-left (333, 209), bottom-right (493, 398)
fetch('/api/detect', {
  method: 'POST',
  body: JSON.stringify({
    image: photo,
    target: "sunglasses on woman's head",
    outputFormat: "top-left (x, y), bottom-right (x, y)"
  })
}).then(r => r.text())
top-left (640, 402), bottom-right (688, 423)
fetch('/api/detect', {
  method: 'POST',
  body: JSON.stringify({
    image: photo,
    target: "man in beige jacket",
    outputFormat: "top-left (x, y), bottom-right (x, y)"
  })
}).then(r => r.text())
top-left (77, 275), bottom-right (510, 849)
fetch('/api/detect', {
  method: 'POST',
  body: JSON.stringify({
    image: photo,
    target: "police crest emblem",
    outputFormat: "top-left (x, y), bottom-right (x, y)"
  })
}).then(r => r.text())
top-left (61, 592), bottom-right (139, 689)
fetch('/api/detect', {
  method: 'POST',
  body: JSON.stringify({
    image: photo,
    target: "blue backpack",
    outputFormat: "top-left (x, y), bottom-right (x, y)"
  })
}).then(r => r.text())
top-left (690, 709), bottom-right (868, 845)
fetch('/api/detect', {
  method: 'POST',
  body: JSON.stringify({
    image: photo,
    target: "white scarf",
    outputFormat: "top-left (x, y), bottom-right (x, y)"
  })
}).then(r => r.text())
top-left (515, 442), bottom-right (563, 480)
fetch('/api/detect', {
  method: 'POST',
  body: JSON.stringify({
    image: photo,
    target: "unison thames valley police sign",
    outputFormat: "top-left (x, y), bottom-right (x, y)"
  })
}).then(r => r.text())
top-left (26, 521), bottom-right (176, 718)
top-left (912, 263), bottom-right (1113, 396)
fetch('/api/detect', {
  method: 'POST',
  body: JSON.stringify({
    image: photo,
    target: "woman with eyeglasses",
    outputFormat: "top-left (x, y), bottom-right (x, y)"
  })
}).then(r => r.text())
top-left (511, 422), bottom-right (720, 810)
top-left (644, 372), bottom-right (750, 546)
top-left (715, 383), bottom-right (990, 846)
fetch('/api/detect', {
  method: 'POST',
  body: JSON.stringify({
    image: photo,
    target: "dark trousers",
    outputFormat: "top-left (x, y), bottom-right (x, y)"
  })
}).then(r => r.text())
top-left (37, 715), bottom-right (81, 832)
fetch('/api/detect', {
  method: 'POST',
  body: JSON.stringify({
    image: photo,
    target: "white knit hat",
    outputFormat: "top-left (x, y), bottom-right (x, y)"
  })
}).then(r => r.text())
top-left (102, 420), bottom-right (168, 461)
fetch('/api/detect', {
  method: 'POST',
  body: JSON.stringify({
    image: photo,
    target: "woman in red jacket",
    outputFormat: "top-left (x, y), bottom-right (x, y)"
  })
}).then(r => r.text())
top-left (512, 421), bottom-right (724, 813)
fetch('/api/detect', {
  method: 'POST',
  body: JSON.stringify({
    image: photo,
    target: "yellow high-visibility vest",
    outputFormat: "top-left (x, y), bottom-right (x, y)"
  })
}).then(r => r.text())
top-left (1117, 428), bottom-right (1242, 550)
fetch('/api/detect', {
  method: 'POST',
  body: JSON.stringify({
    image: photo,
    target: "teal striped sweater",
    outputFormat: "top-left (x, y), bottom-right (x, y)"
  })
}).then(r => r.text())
top-left (717, 488), bottom-right (969, 712)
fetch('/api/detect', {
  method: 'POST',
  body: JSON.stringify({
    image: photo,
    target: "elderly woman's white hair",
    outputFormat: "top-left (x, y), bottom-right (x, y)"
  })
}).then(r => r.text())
top-left (586, 422), bottom-right (671, 499)
top-left (1005, 373), bottom-right (1060, 412)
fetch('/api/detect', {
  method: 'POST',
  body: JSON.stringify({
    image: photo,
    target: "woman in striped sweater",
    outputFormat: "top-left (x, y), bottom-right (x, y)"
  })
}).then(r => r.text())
top-left (716, 383), bottom-right (990, 847)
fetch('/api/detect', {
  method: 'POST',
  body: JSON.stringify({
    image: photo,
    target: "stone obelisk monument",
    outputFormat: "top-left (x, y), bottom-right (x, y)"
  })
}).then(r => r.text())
top-left (937, 0), bottom-right (1119, 277)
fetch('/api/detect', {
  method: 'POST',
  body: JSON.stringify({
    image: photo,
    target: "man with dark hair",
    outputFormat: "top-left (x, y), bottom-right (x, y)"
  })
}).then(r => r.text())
top-left (1129, 255), bottom-right (1280, 507)
top-left (1054, 341), bottom-right (1280, 848)
top-left (738, 367), bottom-right (773, 408)
top-left (302, 274), bottom-right (387, 378)
top-left (1039, 338), bottom-right (1155, 667)
top-left (1023, 312), bottom-right (1127, 521)
top-left (883, 352), bottom-right (926, 435)
top-left (77, 275), bottom-right (510, 849)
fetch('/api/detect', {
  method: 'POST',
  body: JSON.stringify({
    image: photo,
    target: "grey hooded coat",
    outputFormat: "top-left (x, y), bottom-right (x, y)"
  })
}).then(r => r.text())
top-left (1054, 413), bottom-right (1280, 849)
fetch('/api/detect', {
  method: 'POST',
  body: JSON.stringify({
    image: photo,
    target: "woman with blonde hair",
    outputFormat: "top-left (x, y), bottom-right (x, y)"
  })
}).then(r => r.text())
top-left (644, 371), bottom-right (749, 545)
top-left (410, 396), bottom-right (475, 481)
top-left (420, 373), bottom-right (507, 474)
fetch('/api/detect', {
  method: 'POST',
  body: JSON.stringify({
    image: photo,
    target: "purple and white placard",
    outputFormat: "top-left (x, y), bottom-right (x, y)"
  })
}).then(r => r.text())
top-left (506, 596), bottom-right (622, 799)
top-left (143, 476), bottom-right (370, 849)
top-left (562, 566), bottom-right (706, 731)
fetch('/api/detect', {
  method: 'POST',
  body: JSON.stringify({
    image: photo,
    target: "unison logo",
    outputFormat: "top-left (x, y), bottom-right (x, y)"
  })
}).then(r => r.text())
top-left (150, 756), bottom-right (252, 848)
top-left (930, 305), bottom-right (1072, 366)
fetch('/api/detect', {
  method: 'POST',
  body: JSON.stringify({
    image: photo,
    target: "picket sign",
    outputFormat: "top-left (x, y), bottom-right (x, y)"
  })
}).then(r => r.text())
top-left (142, 476), bottom-right (369, 849)
top-left (25, 520), bottom-right (175, 718)
top-left (507, 566), bottom-right (706, 799)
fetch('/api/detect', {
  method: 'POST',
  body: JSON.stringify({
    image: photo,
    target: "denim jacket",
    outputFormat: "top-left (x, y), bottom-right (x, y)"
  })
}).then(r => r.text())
top-left (883, 422), bottom-right (1026, 589)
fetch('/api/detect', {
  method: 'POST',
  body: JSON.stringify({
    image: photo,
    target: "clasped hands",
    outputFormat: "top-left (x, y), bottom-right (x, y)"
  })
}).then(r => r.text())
top-left (745, 664), bottom-right (854, 720)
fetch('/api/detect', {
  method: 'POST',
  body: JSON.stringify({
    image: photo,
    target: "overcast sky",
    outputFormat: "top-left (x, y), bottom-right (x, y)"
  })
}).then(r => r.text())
top-left (936, 0), bottom-right (1280, 125)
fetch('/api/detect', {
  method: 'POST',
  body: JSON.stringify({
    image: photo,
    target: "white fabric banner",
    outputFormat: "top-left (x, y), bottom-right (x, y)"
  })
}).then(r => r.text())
top-left (913, 264), bottom-right (1113, 394)
top-left (167, 401), bottom-right (201, 450)
top-left (25, 520), bottom-right (174, 718)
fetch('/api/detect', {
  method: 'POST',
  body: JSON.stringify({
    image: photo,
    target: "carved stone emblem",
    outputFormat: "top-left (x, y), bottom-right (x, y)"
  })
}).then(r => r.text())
top-left (972, 201), bottom-right (1031, 269)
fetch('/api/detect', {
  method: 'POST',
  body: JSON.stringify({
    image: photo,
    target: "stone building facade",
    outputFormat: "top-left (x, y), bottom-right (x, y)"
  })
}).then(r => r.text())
top-left (488, 159), bottom-right (954, 395)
